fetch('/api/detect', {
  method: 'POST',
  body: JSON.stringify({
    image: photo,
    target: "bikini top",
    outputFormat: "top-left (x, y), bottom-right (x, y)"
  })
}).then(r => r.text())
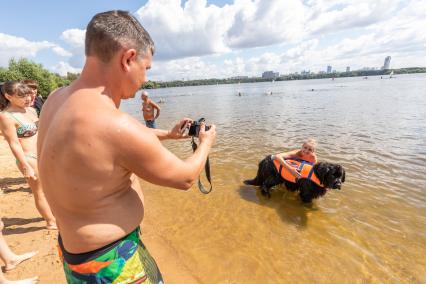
top-left (5, 110), bottom-right (38, 138)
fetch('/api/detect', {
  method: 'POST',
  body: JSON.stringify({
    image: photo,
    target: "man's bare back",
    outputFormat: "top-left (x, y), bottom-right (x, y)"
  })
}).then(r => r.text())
top-left (38, 85), bottom-right (146, 253)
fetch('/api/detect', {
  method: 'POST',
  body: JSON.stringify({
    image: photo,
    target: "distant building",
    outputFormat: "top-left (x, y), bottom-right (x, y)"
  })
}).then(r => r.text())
top-left (262, 71), bottom-right (279, 79)
top-left (346, 66), bottom-right (350, 72)
top-left (301, 70), bottom-right (310, 75)
top-left (382, 56), bottom-right (391, 70)
top-left (229, 76), bottom-right (249, 80)
top-left (327, 65), bottom-right (332, 73)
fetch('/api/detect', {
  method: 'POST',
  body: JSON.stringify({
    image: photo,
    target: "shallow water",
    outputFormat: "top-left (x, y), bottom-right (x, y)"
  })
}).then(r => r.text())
top-left (121, 74), bottom-right (426, 283)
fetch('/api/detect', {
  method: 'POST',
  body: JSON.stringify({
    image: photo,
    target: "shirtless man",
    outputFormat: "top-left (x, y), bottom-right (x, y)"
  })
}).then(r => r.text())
top-left (141, 91), bottom-right (160, 128)
top-left (37, 10), bottom-right (215, 283)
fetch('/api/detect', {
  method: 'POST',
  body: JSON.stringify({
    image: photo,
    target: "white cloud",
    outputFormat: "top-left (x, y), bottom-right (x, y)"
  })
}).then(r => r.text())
top-left (305, 0), bottom-right (404, 35)
top-left (60, 29), bottom-right (86, 69)
top-left (61, 29), bottom-right (85, 48)
top-left (136, 0), bottom-right (307, 60)
top-left (52, 46), bottom-right (72, 57)
top-left (149, 56), bottom-right (222, 80)
top-left (3, 0), bottom-right (425, 80)
top-left (0, 33), bottom-right (70, 67)
top-left (51, 61), bottom-right (82, 76)
top-left (226, 0), bottom-right (305, 48)
top-left (136, 0), bottom-right (234, 60)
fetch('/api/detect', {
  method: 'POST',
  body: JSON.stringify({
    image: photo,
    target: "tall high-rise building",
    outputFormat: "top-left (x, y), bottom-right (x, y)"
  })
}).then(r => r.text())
top-left (382, 56), bottom-right (391, 70)
top-left (327, 65), bottom-right (332, 73)
top-left (346, 66), bottom-right (350, 72)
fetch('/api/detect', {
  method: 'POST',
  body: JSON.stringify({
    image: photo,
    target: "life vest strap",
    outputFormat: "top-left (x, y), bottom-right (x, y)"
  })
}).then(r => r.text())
top-left (307, 168), bottom-right (314, 180)
top-left (298, 160), bottom-right (307, 171)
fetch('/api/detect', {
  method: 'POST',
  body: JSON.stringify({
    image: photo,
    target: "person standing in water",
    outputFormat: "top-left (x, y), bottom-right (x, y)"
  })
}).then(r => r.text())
top-left (141, 91), bottom-right (160, 128)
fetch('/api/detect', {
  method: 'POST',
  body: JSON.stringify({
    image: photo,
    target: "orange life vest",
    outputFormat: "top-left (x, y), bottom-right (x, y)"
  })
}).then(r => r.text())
top-left (273, 158), bottom-right (323, 186)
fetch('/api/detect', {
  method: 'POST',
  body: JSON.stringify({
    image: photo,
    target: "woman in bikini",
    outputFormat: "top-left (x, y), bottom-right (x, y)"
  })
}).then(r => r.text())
top-left (0, 81), bottom-right (56, 230)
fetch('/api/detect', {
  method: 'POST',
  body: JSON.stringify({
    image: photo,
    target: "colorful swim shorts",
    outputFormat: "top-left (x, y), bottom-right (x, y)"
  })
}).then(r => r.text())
top-left (58, 227), bottom-right (163, 284)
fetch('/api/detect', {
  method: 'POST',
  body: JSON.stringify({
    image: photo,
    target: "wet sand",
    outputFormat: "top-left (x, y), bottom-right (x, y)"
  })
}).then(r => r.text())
top-left (0, 138), bottom-right (198, 283)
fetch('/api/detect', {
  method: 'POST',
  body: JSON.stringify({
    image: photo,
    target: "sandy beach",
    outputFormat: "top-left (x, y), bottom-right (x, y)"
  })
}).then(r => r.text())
top-left (0, 138), bottom-right (198, 283)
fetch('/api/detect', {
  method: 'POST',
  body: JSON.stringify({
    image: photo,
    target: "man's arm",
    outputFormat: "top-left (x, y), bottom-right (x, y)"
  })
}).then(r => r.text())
top-left (150, 101), bottom-right (161, 119)
top-left (150, 118), bottom-right (191, 141)
top-left (113, 114), bottom-right (215, 189)
top-left (275, 149), bottom-right (299, 160)
top-left (274, 149), bottom-right (300, 178)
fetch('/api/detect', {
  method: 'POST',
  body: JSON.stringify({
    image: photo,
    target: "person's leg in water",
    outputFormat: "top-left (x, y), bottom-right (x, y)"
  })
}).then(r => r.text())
top-left (0, 220), bottom-right (38, 284)
top-left (18, 156), bottom-right (57, 230)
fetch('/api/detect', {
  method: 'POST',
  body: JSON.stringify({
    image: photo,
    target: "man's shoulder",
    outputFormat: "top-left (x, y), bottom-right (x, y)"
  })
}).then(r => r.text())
top-left (105, 111), bottom-right (144, 135)
top-left (149, 100), bottom-right (160, 108)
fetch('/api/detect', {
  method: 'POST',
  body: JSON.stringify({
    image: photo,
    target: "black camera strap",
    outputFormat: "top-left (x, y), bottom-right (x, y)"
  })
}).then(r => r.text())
top-left (191, 137), bottom-right (212, 194)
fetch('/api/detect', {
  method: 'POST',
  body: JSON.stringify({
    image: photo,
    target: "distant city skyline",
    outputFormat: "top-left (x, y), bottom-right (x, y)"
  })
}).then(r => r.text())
top-left (383, 56), bottom-right (392, 70)
top-left (1, 0), bottom-right (425, 81)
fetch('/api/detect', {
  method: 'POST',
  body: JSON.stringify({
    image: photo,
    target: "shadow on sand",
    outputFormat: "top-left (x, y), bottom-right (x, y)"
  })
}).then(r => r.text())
top-left (0, 177), bottom-right (31, 194)
top-left (2, 217), bottom-right (45, 235)
top-left (238, 184), bottom-right (319, 229)
top-left (0, 177), bottom-right (26, 186)
top-left (3, 226), bottom-right (45, 235)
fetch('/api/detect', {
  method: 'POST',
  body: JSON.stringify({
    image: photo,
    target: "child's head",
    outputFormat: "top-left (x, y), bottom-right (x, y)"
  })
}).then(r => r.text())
top-left (301, 138), bottom-right (316, 155)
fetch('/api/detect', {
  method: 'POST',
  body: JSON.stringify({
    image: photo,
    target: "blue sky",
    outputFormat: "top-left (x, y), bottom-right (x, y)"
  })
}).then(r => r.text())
top-left (1, 0), bottom-right (425, 81)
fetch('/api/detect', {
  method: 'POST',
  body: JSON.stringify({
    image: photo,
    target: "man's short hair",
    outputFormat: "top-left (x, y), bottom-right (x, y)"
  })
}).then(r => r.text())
top-left (85, 10), bottom-right (155, 63)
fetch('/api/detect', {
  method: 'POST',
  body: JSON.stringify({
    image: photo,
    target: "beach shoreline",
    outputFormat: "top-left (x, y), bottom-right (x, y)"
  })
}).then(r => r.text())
top-left (0, 138), bottom-right (198, 283)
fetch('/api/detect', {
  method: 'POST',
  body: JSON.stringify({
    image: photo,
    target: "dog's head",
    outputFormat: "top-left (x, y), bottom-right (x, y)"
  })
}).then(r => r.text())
top-left (314, 162), bottom-right (345, 190)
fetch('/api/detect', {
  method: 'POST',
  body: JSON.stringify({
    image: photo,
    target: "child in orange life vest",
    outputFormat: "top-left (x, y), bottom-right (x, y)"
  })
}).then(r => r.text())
top-left (272, 138), bottom-right (318, 179)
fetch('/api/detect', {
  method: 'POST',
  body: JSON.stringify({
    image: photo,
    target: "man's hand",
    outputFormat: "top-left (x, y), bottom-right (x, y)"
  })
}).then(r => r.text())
top-left (168, 118), bottom-right (192, 139)
top-left (198, 122), bottom-right (216, 147)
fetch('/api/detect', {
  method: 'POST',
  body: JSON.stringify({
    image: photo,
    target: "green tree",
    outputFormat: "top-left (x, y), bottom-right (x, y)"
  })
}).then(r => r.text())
top-left (0, 58), bottom-right (73, 97)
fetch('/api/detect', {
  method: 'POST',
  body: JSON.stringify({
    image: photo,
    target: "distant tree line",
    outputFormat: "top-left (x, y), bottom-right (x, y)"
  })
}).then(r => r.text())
top-left (2, 59), bottom-right (425, 94)
top-left (0, 58), bottom-right (79, 97)
top-left (143, 67), bottom-right (426, 89)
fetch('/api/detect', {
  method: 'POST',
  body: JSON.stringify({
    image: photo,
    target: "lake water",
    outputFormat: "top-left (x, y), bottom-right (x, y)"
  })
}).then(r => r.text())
top-left (121, 74), bottom-right (426, 283)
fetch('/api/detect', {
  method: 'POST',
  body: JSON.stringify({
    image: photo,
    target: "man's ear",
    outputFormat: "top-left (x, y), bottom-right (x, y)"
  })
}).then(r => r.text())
top-left (121, 48), bottom-right (137, 72)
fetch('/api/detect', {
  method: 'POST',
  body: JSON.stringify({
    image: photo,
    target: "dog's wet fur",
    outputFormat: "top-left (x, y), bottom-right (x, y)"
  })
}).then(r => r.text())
top-left (244, 156), bottom-right (345, 203)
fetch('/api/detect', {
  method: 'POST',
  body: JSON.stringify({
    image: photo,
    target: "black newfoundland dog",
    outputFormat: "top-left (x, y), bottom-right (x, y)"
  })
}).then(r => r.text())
top-left (244, 156), bottom-right (345, 203)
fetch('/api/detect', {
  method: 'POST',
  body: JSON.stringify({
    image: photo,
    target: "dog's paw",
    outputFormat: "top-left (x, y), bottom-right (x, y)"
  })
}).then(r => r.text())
top-left (261, 189), bottom-right (271, 198)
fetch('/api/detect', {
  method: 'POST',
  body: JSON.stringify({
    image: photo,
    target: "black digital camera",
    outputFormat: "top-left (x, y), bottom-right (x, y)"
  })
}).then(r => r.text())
top-left (188, 118), bottom-right (211, 137)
